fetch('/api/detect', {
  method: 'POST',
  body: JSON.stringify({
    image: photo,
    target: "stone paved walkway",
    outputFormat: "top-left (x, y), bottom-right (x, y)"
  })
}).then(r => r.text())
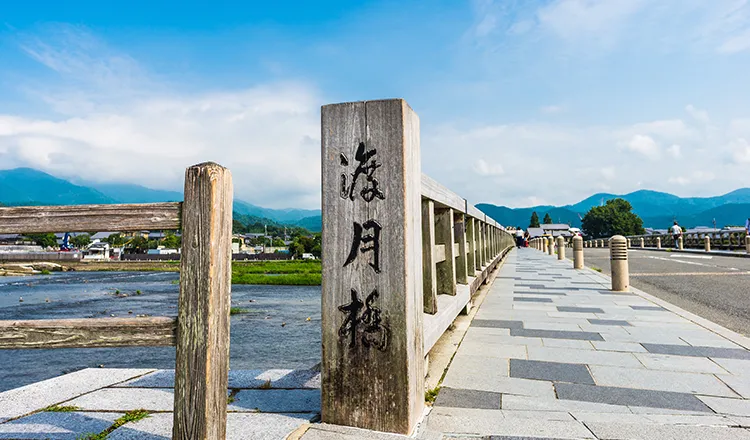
top-left (421, 248), bottom-right (750, 439)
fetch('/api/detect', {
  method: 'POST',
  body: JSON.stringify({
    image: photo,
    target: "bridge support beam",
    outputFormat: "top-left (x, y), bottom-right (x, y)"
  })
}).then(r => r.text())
top-left (321, 99), bottom-right (424, 434)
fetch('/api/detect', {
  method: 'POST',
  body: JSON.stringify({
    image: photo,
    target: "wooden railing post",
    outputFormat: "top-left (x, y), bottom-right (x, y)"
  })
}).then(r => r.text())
top-left (173, 163), bottom-right (233, 440)
top-left (422, 200), bottom-right (438, 314)
top-left (435, 208), bottom-right (457, 295)
top-left (467, 218), bottom-right (478, 272)
top-left (455, 213), bottom-right (469, 285)
top-left (321, 99), bottom-right (424, 434)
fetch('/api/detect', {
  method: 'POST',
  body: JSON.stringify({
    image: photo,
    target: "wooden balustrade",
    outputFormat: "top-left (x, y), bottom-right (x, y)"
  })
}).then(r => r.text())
top-left (0, 162), bottom-right (233, 440)
top-left (321, 99), bottom-right (513, 434)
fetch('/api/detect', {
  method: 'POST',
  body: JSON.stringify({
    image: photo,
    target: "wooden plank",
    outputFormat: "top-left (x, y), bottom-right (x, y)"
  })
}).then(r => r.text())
top-left (466, 203), bottom-right (485, 220)
top-left (454, 213), bottom-right (468, 285)
top-left (0, 203), bottom-right (182, 234)
top-left (421, 174), bottom-right (465, 212)
top-left (0, 317), bottom-right (175, 349)
top-left (467, 217), bottom-right (478, 272)
top-left (421, 200), bottom-right (438, 314)
top-left (173, 163), bottom-right (233, 440)
top-left (434, 244), bottom-right (446, 263)
top-left (321, 100), bottom-right (424, 434)
top-left (435, 208), bottom-right (456, 296)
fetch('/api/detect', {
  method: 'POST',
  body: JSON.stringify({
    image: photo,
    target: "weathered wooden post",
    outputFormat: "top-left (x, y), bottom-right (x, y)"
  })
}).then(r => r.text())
top-left (436, 208), bottom-right (457, 295)
top-left (421, 200), bottom-right (437, 314)
top-left (321, 99), bottom-right (424, 434)
top-left (467, 218), bottom-right (478, 273)
top-left (173, 163), bottom-right (233, 440)
top-left (455, 213), bottom-right (469, 285)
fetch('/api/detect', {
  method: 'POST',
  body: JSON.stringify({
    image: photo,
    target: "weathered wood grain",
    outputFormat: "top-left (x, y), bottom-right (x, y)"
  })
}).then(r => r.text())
top-left (434, 244), bottom-right (446, 263)
top-left (0, 317), bottom-right (175, 349)
top-left (466, 203), bottom-right (485, 221)
top-left (321, 100), bottom-right (424, 434)
top-left (435, 208), bottom-right (456, 296)
top-left (172, 163), bottom-right (233, 440)
top-left (0, 203), bottom-right (181, 234)
top-left (421, 174), bottom-right (465, 212)
top-left (467, 217), bottom-right (478, 272)
top-left (421, 199), bottom-right (437, 314)
top-left (454, 213), bottom-right (468, 285)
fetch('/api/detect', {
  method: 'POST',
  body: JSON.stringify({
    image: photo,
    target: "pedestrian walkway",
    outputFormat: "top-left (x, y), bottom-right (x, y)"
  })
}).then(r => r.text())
top-left (421, 248), bottom-right (750, 439)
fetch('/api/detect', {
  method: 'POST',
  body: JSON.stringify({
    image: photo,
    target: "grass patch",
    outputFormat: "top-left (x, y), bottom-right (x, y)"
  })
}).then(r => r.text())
top-left (231, 273), bottom-right (321, 285)
top-left (259, 379), bottom-right (273, 389)
top-left (232, 260), bottom-right (321, 275)
top-left (425, 386), bottom-right (441, 404)
top-left (39, 269), bottom-right (52, 275)
top-left (78, 409), bottom-right (149, 440)
top-left (230, 307), bottom-right (250, 315)
top-left (44, 404), bottom-right (80, 412)
top-left (591, 266), bottom-right (603, 272)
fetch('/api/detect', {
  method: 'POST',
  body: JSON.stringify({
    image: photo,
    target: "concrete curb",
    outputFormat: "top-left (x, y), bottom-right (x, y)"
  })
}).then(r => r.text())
top-left (630, 247), bottom-right (750, 259)
top-left (578, 263), bottom-right (750, 351)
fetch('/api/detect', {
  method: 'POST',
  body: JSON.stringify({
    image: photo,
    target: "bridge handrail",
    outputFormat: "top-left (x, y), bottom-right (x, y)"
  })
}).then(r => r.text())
top-left (623, 231), bottom-right (747, 250)
top-left (0, 162), bottom-right (233, 440)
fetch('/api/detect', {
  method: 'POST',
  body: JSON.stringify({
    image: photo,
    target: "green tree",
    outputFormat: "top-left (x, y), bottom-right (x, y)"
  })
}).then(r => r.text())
top-left (581, 198), bottom-right (645, 239)
top-left (70, 234), bottom-right (91, 249)
top-left (128, 236), bottom-right (149, 253)
top-left (288, 233), bottom-right (322, 258)
top-left (543, 213), bottom-right (553, 224)
top-left (25, 233), bottom-right (58, 248)
top-left (162, 232), bottom-right (181, 249)
top-left (272, 237), bottom-right (286, 247)
top-left (106, 233), bottom-right (126, 246)
top-left (529, 212), bottom-right (540, 228)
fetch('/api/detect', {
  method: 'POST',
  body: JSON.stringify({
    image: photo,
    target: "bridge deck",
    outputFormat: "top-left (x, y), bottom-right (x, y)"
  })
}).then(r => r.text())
top-left (422, 248), bottom-right (750, 439)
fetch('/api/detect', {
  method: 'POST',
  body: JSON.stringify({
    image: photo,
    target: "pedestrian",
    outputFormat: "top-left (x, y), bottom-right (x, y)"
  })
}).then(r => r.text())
top-left (746, 217), bottom-right (749, 236)
top-left (515, 227), bottom-right (524, 248)
top-left (523, 230), bottom-right (530, 247)
top-left (671, 221), bottom-right (682, 248)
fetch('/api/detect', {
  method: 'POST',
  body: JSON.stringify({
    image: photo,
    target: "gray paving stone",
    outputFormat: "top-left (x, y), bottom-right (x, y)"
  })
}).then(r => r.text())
top-left (434, 387), bottom-right (502, 409)
top-left (589, 365), bottom-right (739, 397)
top-left (0, 368), bottom-right (154, 423)
top-left (556, 306), bottom-right (604, 313)
top-left (712, 358), bottom-right (750, 375)
top-left (509, 328), bottom-right (603, 341)
top-left (630, 305), bottom-right (665, 311)
top-left (472, 320), bottom-right (524, 329)
top-left (555, 383), bottom-right (712, 412)
top-left (442, 375), bottom-right (554, 398)
top-left (510, 359), bottom-right (594, 384)
top-left (513, 297), bottom-right (553, 303)
top-left (541, 339), bottom-right (594, 350)
top-left (584, 421), bottom-right (750, 440)
top-left (513, 291), bottom-right (567, 296)
top-left (116, 369), bottom-right (321, 390)
top-left (527, 347), bottom-right (642, 368)
top-left (426, 407), bottom-right (595, 438)
top-left (0, 411), bottom-right (121, 440)
top-left (230, 389), bottom-right (320, 413)
top-left (66, 388), bottom-right (175, 411)
top-left (719, 375), bottom-right (750, 399)
top-left (642, 343), bottom-right (750, 360)
top-left (698, 396), bottom-right (750, 417)
top-left (301, 423), bottom-right (410, 439)
top-left (107, 412), bottom-right (315, 440)
top-left (501, 395), bottom-right (633, 413)
top-left (587, 319), bottom-right (632, 326)
top-left (459, 340), bottom-right (528, 359)
top-left (591, 341), bottom-right (647, 353)
top-left (634, 353), bottom-right (729, 374)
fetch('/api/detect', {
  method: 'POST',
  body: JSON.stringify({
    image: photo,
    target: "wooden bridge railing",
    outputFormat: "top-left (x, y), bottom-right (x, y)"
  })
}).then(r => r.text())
top-left (321, 99), bottom-right (513, 435)
top-left (0, 162), bottom-right (233, 440)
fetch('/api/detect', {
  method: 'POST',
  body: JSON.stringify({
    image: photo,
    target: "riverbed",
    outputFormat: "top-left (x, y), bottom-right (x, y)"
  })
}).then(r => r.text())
top-left (0, 271), bottom-right (321, 392)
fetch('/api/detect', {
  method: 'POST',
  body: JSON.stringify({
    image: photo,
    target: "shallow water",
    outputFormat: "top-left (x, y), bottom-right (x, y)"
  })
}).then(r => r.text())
top-left (0, 271), bottom-right (321, 392)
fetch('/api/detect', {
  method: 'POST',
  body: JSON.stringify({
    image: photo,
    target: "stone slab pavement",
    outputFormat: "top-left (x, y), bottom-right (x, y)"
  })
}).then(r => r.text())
top-left (0, 368), bottom-right (320, 439)
top-left (420, 247), bottom-right (750, 439)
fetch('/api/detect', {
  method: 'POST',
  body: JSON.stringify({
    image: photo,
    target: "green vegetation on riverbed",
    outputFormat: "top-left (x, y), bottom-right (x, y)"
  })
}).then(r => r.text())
top-left (231, 260), bottom-right (321, 285)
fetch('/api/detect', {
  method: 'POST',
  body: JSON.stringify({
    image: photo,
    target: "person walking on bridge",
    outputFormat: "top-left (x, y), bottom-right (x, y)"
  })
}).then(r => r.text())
top-left (671, 221), bottom-right (683, 248)
top-left (746, 217), bottom-right (749, 236)
top-left (515, 227), bottom-right (524, 248)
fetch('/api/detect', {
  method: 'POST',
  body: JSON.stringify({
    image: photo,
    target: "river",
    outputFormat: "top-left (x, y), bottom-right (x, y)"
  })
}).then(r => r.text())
top-left (0, 271), bottom-right (321, 392)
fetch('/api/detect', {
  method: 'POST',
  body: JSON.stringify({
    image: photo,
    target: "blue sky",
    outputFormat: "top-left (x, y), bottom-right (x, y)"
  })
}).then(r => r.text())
top-left (1, 0), bottom-right (749, 209)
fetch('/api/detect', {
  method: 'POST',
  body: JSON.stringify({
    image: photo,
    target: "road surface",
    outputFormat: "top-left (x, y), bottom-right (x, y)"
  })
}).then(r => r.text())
top-left (577, 248), bottom-right (750, 336)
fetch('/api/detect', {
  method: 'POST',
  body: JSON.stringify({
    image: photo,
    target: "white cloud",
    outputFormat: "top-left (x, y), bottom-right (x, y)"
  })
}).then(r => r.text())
top-left (730, 138), bottom-right (750, 163)
top-left (669, 176), bottom-right (690, 185)
top-left (625, 134), bottom-right (661, 159)
top-left (686, 104), bottom-right (710, 123)
top-left (473, 158), bottom-right (505, 176)
top-left (601, 167), bottom-right (616, 180)
top-left (668, 144), bottom-right (682, 158)
top-left (0, 27), bottom-right (323, 209)
top-left (536, 0), bottom-right (648, 43)
top-left (541, 105), bottom-right (564, 114)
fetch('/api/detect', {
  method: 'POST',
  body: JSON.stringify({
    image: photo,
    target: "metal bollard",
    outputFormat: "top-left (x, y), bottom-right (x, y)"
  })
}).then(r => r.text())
top-left (678, 236), bottom-right (684, 250)
top-left (573, 236), bottom-right (584, 269)
top-left (704, 235), bottom-right (711, 252)
top-left (557, 236), bottom-right (565, 260)
top-left (656, 237), bottom-right (661, 249)
top-left (609, 235), bottom-right (629, 291)
top-left (640, 237), bottom-right (645, 248)
top-left (548, 237), bottom-right (554, 256)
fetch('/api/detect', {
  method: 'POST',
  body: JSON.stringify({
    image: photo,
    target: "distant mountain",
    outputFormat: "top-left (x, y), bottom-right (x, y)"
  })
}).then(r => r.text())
top-left (479, 188), bottom-right (750, 229)
top-left (0, 168), bottom-right (321, 230)
top-left (294, 215), bottom-right (322, 232)
top-left (0, 168), bottom-right (114, 205)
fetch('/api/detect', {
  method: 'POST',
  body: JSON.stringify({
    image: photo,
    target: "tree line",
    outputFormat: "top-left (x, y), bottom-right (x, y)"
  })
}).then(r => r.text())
top-left (527, 198), bottom-right (645, 238)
